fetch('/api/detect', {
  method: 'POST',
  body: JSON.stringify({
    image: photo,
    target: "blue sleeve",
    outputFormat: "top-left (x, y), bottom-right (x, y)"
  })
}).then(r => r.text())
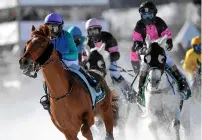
top-left (63, 31), bottom-right (78, 61)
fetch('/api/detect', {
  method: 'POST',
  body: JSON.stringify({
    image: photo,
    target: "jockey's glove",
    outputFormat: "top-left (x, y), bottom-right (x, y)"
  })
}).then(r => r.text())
top-left (166, 39), bottom-right (173, 51)
top-left (132, 41), bottom-right (144, 52)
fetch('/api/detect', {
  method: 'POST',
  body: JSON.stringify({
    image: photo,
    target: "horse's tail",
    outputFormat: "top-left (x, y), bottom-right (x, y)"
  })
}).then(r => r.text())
top-left (111, 90), bottom-right (119, 126)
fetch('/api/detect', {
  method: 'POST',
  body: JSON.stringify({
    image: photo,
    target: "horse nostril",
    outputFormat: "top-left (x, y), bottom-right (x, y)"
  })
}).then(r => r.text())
top-left (20, 59), bottom-right (28, 65)
top-left (24, 59), bottom-right (28, 65)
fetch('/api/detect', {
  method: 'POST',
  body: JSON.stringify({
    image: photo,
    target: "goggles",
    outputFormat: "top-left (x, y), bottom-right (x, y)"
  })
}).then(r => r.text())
top-left (47, 24), bottom-right (59, 33)
top-left (141, 13), bottom-right (154, 20)
top-left (194, 44), bottom-right (201, 51)
top-left (88, 28), bottom-right (100, 36)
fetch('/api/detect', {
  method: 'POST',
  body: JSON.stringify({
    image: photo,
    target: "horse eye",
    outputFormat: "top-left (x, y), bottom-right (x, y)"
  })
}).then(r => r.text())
top-left (158, 54), bottom-right (165, 63)
top-left (97, 60), bottom-right (104, 68)
top-left (144, 54), bottom-right (151, 63)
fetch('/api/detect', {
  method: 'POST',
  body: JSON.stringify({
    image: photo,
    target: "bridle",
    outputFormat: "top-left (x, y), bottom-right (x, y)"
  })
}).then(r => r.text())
top-left (23, 34), bottom-right (60, 77)
top-left (25, 34), bottom-right (73, 101)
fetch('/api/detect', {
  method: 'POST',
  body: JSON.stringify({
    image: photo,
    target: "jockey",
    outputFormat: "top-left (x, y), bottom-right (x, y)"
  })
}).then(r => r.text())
top-left (68, 26), bottom-right (86, 63)
top-left (84, 18), bottom-right (135, 99)
top-left (183, 36), bottom-right (201, 76)
top-left (40, 13), bottom-right (100, 110)
top-left (131, 1), bottom-right (191, 101)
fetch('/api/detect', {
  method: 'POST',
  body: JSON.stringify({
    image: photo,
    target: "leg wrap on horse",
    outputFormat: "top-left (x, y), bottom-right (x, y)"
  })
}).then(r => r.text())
top-left (137, 74), bottom-right (147, 105)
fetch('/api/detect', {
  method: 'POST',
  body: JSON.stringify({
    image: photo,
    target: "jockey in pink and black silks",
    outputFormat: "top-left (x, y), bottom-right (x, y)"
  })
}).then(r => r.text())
top-left (130, 1), bottom-right (191, 103)
top-left (131, 1), bottom-right (173, 73)
top-left (84, 18), bottom-right (136, 102)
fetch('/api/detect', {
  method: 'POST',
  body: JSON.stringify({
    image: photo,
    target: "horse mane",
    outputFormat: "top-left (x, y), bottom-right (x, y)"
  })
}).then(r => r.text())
top-left (31, 25), bottom-right (51, 39)
top-left (36, 43), bottom-right (54, 65)
top-left (28, 25), bottom-right (54, 65)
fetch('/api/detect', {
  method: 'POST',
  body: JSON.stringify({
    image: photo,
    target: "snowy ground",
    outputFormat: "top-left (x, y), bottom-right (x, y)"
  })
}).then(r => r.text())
top-left (0, 40), bottom-right (201, 140)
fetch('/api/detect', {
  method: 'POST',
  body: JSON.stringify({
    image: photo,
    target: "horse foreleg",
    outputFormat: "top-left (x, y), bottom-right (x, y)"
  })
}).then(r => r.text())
top-left (172, 119), bottom-right (181, 140)
top-left (111, 90), bottom-right (119, 127)
top-left (180, 102), bottom-right (191, 140)
top-left (49, 111), bottom-right (64, 133)
top-left (99, 104), bottom-right (114, 140)
top-left (148, 121), bottom-right (160, 140)
top-left (172, 104), bottom-right (181, 140)
top-left (81, 112), bottom-right (94, 140)
top-left (63, 130), bottom-right (79, 140)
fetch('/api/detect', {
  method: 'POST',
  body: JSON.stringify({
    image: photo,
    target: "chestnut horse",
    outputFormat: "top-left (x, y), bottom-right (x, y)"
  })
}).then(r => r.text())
top-left (19, 25), bottom-right (115, 140)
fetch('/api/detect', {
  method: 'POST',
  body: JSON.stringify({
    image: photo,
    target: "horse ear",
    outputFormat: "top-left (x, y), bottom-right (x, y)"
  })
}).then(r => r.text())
top-left (31, 25), bottom-right (36, 32)
top-left (159, 35), bottom-right (168, 48)
top-left (145, 35), bottom-right (151, 48)
top-left (44, 25), bottom-right (51, 37)
top-left (98, 43), bottom-right (106, 53)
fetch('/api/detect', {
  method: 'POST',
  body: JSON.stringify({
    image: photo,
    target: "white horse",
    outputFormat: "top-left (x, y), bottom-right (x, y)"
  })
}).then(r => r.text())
top-left (83, 43), bottom-right (136, 103)
top-left (82, 43), bottom-right (135, 138)
top-left (138, 35), bottom-right (191, 140)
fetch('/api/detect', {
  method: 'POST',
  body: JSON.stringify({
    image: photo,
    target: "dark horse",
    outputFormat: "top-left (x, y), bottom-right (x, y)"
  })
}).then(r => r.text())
top-left (19, 25), bottom-right (116, 140)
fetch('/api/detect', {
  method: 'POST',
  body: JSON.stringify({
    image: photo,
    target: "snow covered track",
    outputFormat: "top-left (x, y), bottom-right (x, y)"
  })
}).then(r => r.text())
top-left (0, 41), bottom-right (200, 140)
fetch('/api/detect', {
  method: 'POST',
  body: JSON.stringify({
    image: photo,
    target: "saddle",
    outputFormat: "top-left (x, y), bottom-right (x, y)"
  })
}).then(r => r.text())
top-left (67, 68), bottom-right (106, 108)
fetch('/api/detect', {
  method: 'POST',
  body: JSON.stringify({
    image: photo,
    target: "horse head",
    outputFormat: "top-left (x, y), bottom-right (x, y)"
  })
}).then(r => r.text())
top-left (144, 36), bottom-right (167, 89)
top-left (19, 25), bottom-right (53, 77)
top-left (83, 43), bottom-right (110, 76)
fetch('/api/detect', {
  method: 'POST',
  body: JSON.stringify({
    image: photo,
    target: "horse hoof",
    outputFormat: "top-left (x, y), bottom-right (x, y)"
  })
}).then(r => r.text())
top-left (105, 137), bottom-right (114, 140)
top-left (172, 120), bottom-right (180, 127)
top-left (105, 133), bottom-right (114, 140)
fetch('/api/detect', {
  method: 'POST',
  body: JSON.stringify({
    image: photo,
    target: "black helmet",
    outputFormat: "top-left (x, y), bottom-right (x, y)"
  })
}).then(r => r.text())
top-left (139, 1), bottom-right (157, 15)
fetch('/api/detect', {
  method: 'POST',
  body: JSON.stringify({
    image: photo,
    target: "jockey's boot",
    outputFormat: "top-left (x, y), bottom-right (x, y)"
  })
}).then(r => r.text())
top-left (40, 95), bottom-right (50, 110)
top-left (137, 75), bottom-right (147, 105)
top-left (40, 81), bottom-right (50, 110)
top-left (113, 75), bottom-right (136, 103)
top-left (79, 68), bottom-right (101, 93)
top-left (169, 65), bottom-right (191, 100)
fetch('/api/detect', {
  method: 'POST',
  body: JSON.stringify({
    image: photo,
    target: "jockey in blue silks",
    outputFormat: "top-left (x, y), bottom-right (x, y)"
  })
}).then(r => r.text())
top-left (68, 26), bottom-right (86, 63)
top-left (40, 13), bottom-right (100, 110)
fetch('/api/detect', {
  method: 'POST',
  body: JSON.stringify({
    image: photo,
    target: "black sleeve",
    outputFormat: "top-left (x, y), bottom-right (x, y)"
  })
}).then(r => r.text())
top-left (156, 17), bottom-right (173, 47)
top-left (155, 17), bottom-right (168, 34)
top-left (132, 20), bottom-right (146, 52)
top-left (133, 20), bottom-right (146, 36)
top-left (101, 32), bottom-right (120, 62)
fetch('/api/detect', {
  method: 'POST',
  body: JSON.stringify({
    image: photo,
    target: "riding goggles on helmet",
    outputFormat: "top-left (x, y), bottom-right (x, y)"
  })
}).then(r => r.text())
top-left (194, 44), bottom-right (201, 51)
top-left (47, 24), bottom-right (60, 33)
top-left (141, 13), bottom-right (154, 20)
